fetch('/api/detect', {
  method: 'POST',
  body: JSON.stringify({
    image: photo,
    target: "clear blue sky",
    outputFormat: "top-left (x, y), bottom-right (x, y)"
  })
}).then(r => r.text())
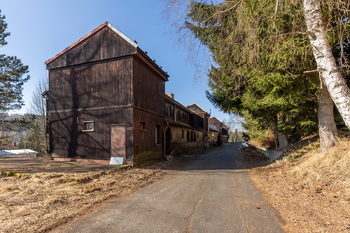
top-left (1, 0), bottom-right (235, 125)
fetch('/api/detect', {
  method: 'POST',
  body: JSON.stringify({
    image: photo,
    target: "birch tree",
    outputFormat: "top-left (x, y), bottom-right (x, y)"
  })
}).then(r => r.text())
top-left (303, 0), bottom-right (350, 150)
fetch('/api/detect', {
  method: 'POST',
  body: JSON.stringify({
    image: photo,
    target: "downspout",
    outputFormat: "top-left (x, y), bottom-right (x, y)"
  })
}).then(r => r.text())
top-left (207, 110), bottom-right (211, 148)
top-left (163, 120), bottom-right (169, 158)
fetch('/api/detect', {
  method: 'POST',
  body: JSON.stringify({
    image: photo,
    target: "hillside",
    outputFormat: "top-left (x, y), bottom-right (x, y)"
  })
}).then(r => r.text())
top-left (241, 138), bottom-right (350, 232)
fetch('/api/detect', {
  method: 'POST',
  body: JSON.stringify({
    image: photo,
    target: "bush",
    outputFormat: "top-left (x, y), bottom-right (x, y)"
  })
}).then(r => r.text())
top-left (171, 148), bottom-right (182, 157)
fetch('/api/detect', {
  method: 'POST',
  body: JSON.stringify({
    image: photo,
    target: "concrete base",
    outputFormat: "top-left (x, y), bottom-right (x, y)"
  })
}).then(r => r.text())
top-left (52, 157), bottom-right (110, 164)
top-left (256, 148), bottom-right (284, 161)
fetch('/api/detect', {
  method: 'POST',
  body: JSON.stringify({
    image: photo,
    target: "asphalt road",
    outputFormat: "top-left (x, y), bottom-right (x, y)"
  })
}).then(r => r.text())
top-left (59, 142), bottom-right (284, 233)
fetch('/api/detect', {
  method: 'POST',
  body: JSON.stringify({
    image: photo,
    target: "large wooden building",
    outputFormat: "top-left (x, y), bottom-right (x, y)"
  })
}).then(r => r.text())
top-left (45, 22), bottom-right (168, 164)
top-left (45, 22), bottom-right (227, 165)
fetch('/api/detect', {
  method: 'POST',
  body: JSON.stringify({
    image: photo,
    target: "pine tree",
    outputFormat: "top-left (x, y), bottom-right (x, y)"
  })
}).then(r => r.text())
top-left (0, 10), bottom-right (29, 112)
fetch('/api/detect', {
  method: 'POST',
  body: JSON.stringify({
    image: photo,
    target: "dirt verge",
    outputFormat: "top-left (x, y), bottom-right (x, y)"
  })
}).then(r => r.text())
top-left (240, 140), bottom-right (350, 232)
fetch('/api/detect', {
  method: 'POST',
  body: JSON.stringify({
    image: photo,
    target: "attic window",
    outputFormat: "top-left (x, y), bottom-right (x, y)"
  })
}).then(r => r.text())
top-left (83, 121), bottom-right (94, 131)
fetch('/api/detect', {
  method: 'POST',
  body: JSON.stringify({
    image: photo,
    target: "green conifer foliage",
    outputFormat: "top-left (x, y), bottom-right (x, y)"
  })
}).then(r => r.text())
top-left (185, 0), bottom-right (342, 135)
top-left (0, 10), bottom-right (29, 112)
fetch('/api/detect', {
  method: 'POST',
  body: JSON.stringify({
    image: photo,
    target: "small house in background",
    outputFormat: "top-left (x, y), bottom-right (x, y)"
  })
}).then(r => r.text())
top-left (209, 125), bottom-right (221, 146)
top-left (45, 22), bottom-right (168, 165)
top-left (209, 117), bottom-right (230, 144)
top-left (187, 103), bottom-right (210, 146)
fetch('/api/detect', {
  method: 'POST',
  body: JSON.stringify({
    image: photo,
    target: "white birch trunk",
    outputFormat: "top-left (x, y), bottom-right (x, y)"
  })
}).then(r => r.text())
top-left (304, 0), bottom-right (350, 130)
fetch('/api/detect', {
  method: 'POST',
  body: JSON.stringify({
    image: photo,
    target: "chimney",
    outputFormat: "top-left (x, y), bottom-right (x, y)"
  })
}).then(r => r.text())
top-left (166, 93), bottom-right (174, 99)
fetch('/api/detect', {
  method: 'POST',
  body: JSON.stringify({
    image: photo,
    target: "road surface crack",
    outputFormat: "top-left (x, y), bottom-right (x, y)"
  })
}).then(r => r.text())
top-left (186, 158), bottom-right (219, 233)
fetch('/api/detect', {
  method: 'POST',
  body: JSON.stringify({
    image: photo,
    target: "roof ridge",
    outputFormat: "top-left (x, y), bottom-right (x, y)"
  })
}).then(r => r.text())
top-left (186, 103), bottom-right (207, 113)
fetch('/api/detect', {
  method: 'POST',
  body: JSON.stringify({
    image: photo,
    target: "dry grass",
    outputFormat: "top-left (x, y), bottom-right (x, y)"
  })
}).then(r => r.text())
top-left (248, 132), bottom-right (276, 150)
top-left (0, 167), bottom-right (166, 233)
top-left (243, 138), bottom-right (350, 232)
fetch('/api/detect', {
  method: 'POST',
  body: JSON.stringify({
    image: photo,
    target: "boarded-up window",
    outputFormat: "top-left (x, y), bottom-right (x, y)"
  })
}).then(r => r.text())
top-left (83, 121), bottom-right (94, 131)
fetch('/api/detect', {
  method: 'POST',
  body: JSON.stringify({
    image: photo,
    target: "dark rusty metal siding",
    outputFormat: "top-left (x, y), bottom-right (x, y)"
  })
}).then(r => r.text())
top-left (48, 57), bottom-right (134, 161)
top-left (47, 27), bottom-right (137, 70)
top-left (132, 56), bottom-right (165, 163)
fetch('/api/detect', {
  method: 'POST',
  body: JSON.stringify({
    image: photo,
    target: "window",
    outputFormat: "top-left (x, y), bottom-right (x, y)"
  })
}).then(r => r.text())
top-left (178, 110), bottom-right (181, 120)
top-left (182, 129), bottom-right (184, 138)
top-left (194, 132), bottom-right (196, 142)
top-left (140, 122), bottom-right (146, 131)
top-left (191, 132), bottom-right (193, 142)
top-left (83, 121), bottom-right (94, 131)
top-left (168, 106), bottom-right (172, 117)
top-left (155, 125), bottom-right (160, 144)
top-left (187, 131), bottom-right (190, 142)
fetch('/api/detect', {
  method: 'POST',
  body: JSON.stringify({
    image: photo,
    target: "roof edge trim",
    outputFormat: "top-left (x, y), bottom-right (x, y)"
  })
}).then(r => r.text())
top-left (107, 23), bottom-right (138, 48)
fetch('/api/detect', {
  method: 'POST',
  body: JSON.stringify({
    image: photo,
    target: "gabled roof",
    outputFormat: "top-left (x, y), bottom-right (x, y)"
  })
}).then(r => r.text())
top-left (45, 22), bottom-right (137, 65)
top-left (186, 103), bottom-right (209, 115)
top-left (209, 116), bottom-right (222, 124)
top-left (45, 22), bottom-right (169, 81)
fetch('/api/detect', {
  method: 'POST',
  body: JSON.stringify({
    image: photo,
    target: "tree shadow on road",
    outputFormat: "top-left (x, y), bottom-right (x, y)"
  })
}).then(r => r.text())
top-left (153, 142), bottom-right (274, 172)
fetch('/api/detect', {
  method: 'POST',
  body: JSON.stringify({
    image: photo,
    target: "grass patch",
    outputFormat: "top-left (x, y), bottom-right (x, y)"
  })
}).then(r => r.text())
top-left (0, 167), bottom-right (166, 233)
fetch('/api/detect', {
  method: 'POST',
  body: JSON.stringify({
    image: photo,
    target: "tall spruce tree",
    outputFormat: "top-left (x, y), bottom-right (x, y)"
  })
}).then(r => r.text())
top-left (0, 10), bottom-right (29, 112)
top-left (183, 0), bottom-right (342, 151)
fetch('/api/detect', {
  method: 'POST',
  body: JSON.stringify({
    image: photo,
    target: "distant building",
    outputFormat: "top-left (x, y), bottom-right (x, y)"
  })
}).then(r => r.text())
top-left (209, 117), bottom-right (230, 144)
